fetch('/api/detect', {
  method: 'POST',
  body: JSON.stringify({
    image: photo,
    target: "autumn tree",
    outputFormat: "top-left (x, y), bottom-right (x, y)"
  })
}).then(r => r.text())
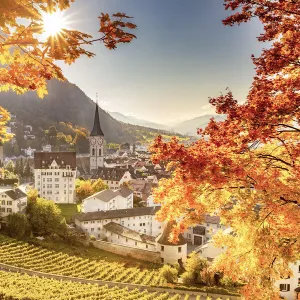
top-left (75, 178), bottom-right (108, 202)
top-left (151, 1), bottom-right (300, 299)
top-left (0, 0), bottom-right (137, 97)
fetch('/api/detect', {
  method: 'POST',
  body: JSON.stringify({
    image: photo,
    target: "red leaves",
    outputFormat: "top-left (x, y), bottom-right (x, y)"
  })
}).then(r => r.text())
top-left (98, 12), bottom-right (137, 50)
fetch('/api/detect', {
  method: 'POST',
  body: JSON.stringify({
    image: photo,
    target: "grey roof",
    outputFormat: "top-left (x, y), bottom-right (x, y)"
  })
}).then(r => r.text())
top-left (156, 221), bottom-right (187, 246)
top-left (75, 206), bottom-right (160, 222)
top-left (90, 104), bottom-right (104, 136)
top-left (91, 167), bottom-right (128, 181)
top-left (104, 222), bottom-right (156, 245)
top-left (4, 188), bottom-right (27, 200)
top-left (88, 186), bottom-right (133, 202)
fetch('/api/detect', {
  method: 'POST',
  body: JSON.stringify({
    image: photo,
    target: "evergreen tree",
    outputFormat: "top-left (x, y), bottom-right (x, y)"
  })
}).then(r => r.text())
top-left (24, 159), bottom-right (32, 178)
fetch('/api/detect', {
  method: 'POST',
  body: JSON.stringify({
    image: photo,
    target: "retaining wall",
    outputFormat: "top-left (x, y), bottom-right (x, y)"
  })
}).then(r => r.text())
top-left (92, 240), bottom-right (162, 263)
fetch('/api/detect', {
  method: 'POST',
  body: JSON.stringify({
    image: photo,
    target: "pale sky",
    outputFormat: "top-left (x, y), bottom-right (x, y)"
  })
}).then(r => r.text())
top-left (57, 0), bottom-right (265, 124)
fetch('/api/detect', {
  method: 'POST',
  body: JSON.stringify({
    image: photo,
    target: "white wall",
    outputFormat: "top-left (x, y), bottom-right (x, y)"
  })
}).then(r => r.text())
top-left (34, 167), bottom-right (76, 204)
top-left (275, 261), bottom-right (300, 300)
top-left (106, 231), bottom-right (156, 251)
top-left (146, 196), bottom-right (161, 207)
top-left (158, 243), bottom-right (187, 264)
top-left (77, 214), bottom-right (162, 239)
top-left (198, 242), bottom-right (225, 260)
top-left (0, 192), bottom-right (27, 217)
top-left (82, 193), bottom-right (133, 213)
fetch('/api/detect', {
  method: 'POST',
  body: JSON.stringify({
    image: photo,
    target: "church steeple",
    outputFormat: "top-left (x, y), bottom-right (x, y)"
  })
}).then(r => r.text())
top-left (90, 103), bottom-right (104, 137)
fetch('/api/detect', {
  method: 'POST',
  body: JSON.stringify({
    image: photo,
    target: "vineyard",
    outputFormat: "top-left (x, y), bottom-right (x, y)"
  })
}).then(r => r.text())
top-left (0, 236), bottom-right (165, 286)
top-left (0, 271), bottom-right (183, 300)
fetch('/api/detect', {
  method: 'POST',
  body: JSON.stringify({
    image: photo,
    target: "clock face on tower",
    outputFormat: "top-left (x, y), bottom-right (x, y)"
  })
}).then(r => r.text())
top-left (90, 138), bottom-right (96, 145)
top-left (97, 138), bottom-right (103, 146)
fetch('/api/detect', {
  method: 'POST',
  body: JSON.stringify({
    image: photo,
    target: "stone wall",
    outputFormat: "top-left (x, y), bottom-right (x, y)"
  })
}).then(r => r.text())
top-left (92, 240), bottom-right (161, 263)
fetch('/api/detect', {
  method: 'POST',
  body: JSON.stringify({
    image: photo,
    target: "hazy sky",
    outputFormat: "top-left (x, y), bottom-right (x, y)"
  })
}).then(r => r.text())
top-left (58, 0), bottom-right (265, 124)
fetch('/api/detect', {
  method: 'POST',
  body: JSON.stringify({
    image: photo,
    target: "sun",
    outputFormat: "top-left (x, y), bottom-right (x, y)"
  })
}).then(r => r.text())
top-left (42, 11), bottom-right (67, 37)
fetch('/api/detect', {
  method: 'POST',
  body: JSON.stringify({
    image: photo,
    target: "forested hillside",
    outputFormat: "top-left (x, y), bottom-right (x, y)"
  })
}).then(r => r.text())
top-left (0, 80), bottom-right (187, 155)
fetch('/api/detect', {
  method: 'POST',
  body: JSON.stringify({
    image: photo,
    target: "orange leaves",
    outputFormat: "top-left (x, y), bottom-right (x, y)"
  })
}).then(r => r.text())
top-left (151, 1), bottom-right (300, 298)
top-left (0, 2), bottom-right (137, 96)
top-left (98, 12), bottom-right (137, 50)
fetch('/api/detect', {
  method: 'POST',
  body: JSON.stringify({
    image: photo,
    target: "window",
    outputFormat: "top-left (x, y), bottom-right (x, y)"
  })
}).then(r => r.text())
top-left (135, 242), bottom-right (137, 246)
top-left (161, 258), bottom-right (164, 263)
top-left (126, 238), bottom-right (128, 242)
top-left (92, 148), bottom-right (95, 156)
top-left (91, 221), bottom-right (95, 224)
top-left (146, 245), bottom-right (148, 249)
top-left (143, 223), bottom-right (145, 226)
top-left (118, 235), bottom-right (120, 239)
top-left (140, 223), bottom-right (142, 226)
top-left (279, 284), bottom-right (290, 292)
top-left (98, 227), bottom-right (100, 231)
top-left (38, 175), bottom-right (40, 179)
top-left (1, 207), bottom-right (5, 212)
top-left (161, 246), bottom-right (164, 251)
top-left (1, 200), bottom-right (5, 205)
top-left (7, 201), bottom-right (12, 206)
top-left (91, 228), bottom-right (94, 232)
top-left (121, 221), bottom-right (124, 225)
top-left (64, 190), bottom-right (66, 194)
top-left (144, 229), bottom-right (146, 233)
top-left (69, 190), bottom-right (72, 194)
top-left (84, 222), bottom-right (88, 224)
top-left (7, 208), bottom-right (12, 213)
top-left (178, 247), bottom-right (182, 253)
top-left (55, 184), bottom-right (59, 188)
top-left (55, 178), bottom-right (59, 182)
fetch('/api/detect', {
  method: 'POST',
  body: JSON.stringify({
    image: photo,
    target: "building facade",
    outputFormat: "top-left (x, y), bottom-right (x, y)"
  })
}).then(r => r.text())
top-left (275, 261), bottom-right (300, 300)
top-left (0, 188), bottom-right (27, 217)
top-left (74, 206), bottom-right (162, 239)
top-left (82, 186), bottom-right (133, 213)
top-left (34, 152), bottom-right (77, 203)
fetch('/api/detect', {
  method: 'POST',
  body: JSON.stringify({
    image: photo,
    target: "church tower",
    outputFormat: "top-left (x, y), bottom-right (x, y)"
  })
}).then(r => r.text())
top-left (89, 102), bottom-right (104, 172)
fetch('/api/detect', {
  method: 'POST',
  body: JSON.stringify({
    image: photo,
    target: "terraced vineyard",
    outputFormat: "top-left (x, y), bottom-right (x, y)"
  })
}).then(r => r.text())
top-left (0, 236), bottom-right (165, 286)
top-left (0, 271), bottom-right (182, 300)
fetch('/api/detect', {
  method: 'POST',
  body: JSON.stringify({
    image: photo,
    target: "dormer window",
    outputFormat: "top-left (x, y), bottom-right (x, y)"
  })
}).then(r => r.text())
top-left (66, 165), bottom-right (70, 169)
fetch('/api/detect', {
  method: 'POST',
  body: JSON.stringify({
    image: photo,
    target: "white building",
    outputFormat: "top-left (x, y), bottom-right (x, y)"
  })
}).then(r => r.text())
top-left (183, 215), bottom-right (226, 246)
top-left (82, 186), bottom-right (133, 213)
top-left (146, 195), bottom-right (161, 207)
top-left (0, 187), bottom-right (27, 217)
top-left (74, 206), bottom-right (162, 239)
top-left (104, 221), bottom-right (157, 251)
top-left (156, 222), bottom-right (187, 265)
top-left (275, 261), bottom-right (300, 300)
top-left (22, 147), bottom-right (36, 157)
top-left (89, 103), bottom-right (104, 172)
top-left (42, 144), bottom-right (52, 152)
top-left (34, 152), bottom-right (77, 203)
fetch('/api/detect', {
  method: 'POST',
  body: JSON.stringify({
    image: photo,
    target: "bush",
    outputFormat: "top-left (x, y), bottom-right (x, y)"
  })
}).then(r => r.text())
top-left (7, 213), bottom-right (31, 238)
top-left (160, 265), bottom-right (178, 283)
top-left (90, 235), bottom-right (96, 241)
top-left (181, 271), bottom-right (195, 284)
top-left (182, 252), bottom-right (209, 284)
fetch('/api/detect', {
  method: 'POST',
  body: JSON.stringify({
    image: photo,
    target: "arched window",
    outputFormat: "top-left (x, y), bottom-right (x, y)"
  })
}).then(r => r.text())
top-left (99, 148), bottom-right (102, 156)
top-left (92, 148), bottom-right (95, 156)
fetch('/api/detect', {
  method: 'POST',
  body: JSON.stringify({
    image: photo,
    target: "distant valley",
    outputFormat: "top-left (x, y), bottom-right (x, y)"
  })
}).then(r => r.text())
top-left (110, 112), bottom-right (226, 136)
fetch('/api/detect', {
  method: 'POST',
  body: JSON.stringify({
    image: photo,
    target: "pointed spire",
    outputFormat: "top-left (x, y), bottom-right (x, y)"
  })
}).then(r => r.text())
top-left (90, 94), bottom-right (104, 136)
